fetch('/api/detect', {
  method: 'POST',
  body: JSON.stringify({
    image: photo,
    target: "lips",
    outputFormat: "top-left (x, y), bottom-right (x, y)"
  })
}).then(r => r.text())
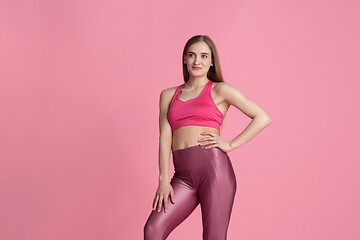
top-left (192, 67), bottom-right (201, 70)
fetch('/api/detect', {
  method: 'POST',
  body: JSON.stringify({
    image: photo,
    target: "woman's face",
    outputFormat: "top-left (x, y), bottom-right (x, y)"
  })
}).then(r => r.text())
top-left (184, 41), bottom-right (213, 77)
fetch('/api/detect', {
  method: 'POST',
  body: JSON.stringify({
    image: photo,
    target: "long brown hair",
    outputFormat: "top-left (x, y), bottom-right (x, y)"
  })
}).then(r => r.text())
top-left (181, 35), bottom-right (227, 131)
top-left (182, 35), bottom-right (225, 83)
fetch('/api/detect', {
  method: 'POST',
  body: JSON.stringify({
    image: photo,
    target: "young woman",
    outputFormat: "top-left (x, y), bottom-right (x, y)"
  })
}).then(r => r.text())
top-left (144, 35), bottom-right (272, 240)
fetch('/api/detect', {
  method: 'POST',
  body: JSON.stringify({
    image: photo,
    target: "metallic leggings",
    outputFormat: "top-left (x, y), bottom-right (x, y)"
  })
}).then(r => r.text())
top-left (144, 144), bottom-right (237, 240)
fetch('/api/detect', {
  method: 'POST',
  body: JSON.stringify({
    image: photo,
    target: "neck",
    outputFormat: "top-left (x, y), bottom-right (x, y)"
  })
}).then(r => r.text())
top-left (185, 76), bottom-right (209, 88)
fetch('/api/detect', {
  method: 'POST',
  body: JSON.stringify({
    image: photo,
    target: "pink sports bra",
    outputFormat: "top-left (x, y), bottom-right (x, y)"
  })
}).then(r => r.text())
top-left (167, 80), bottom-right (224, 132)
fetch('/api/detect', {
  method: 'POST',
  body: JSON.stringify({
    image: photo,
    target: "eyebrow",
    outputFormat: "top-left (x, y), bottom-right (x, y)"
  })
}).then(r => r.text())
top-left (188, 51), bottom-right (209, 55)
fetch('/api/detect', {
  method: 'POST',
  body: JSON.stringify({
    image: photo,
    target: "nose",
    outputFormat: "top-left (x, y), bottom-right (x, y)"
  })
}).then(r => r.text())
top-left (194, 56), bottom-right (200, 64)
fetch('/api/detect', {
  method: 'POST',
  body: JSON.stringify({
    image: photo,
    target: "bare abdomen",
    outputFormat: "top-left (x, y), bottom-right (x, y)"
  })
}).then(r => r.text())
top-left (171, 126), bottom-right (220, 152)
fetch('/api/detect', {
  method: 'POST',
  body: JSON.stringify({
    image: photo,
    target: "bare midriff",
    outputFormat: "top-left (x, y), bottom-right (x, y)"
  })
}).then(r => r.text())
top-left (171, 126), bottom-right (220, 152)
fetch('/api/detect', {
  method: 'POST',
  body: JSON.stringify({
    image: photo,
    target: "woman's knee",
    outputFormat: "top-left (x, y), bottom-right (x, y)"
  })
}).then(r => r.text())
top-left (144, 219), bottom-right (164, 240)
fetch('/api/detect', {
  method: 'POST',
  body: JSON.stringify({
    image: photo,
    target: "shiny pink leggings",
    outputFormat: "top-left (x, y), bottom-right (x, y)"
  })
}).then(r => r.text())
top-left (144, 144), bottom-right (237, 240)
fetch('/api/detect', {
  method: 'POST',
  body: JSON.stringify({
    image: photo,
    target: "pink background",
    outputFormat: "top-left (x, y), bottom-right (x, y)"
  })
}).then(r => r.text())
top-left (1, 0), bottom-right (359, 239)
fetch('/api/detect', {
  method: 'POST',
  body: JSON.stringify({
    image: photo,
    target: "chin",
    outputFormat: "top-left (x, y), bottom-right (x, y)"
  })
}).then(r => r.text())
top-left (189, 72), bottom-right (201, 77)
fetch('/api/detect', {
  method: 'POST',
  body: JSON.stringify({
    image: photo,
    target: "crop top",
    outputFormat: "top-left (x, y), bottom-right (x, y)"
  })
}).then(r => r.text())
top-left (167, 80), bottom-right (224, 132)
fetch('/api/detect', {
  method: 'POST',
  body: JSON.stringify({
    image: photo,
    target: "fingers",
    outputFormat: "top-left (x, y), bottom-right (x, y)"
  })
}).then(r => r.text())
top-left (152, 194), bottom-right (159, 210)
top-left (162, 190), bottom-right (175, 213)
top-left (152, 193), bottom-right (175, 213)
top-left (201, 132), bottom-right (216, 137)
top-left (202, 140), bottom-right (218, 148)
top-left (157, 196), bottom-right (163, 212)
top-left (170, 189), bottom-right (175, 204)
top-left (164, 195), bottom-right (168, 213)
top-left (198, 133), bottom-right (219, 145)
top-left (199, 137), bottom-right (213, 145)
top-left (152, 186), bottom-right (176, 213)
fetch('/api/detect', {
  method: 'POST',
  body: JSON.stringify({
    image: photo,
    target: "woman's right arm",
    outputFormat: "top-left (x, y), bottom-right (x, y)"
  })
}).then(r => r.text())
top-left (157, 89), bottom-right (173, 183)
top-left (152, 89), bottom-right (175, 213)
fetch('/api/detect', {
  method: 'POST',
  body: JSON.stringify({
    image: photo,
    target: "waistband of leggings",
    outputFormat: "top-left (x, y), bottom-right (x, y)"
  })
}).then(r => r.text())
top-left (171, 144), bottom-right (226, 157)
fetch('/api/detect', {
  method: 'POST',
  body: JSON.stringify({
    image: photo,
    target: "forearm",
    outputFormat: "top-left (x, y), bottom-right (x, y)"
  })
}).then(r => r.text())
top-left (158, 136), bottom-right (172, 182)
top-left (229, 114), bottom-right (272, 151)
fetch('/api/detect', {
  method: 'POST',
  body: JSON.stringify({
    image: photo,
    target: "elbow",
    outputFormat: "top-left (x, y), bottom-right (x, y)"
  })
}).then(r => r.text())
top-left (252, 113), bottom-right (272, 125)
top-left (264, 115), bottom-right (272, 125)
top-left (258, 114), bottom-right (272, 125)
top-left (267, 117), bottom-right (272, 124)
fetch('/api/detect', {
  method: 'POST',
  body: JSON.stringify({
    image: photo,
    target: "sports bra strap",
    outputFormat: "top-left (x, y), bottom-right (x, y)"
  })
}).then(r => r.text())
top-left (170, 83), bottom-right (184, 105)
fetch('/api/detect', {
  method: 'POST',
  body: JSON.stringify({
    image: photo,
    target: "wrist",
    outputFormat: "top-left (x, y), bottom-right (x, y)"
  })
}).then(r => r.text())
top-left (229, 141), bottom-right (234, 151)
top-left (158, 175), bottom-right (169, 182)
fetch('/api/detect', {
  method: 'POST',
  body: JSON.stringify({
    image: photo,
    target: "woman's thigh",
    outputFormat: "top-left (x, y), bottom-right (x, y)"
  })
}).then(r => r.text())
top-left (144, 176), bottom-right (200, 240)
top-left (197, 151), bottom-right (237, 239)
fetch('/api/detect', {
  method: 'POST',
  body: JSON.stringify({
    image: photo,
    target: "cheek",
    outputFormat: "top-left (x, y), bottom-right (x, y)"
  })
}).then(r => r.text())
top-left (204, 59), bottom-right (211, 66)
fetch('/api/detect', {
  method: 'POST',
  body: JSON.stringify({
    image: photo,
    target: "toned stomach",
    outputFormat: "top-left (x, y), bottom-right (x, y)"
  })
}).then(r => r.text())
top-left (171, 126), bottom-right (220, 152)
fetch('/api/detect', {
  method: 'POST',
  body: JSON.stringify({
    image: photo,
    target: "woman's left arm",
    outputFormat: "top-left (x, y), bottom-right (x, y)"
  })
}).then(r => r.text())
top-left (221, 82), bottom-right (272, 151)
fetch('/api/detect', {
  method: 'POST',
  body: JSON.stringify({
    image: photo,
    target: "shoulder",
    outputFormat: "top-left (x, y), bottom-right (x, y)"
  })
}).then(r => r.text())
top-left (159, 84), bottom-right (182, 102)
top-left (213, 81), bottom-right (243, 95)
top-left (213, 81), bottom-right (247, 103)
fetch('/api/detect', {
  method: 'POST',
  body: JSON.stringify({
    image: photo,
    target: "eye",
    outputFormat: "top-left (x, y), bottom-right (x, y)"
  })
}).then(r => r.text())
top-left (189, 53), bottom-right (194, 57)
top-left (202, 55), bottom-right (207, 58)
